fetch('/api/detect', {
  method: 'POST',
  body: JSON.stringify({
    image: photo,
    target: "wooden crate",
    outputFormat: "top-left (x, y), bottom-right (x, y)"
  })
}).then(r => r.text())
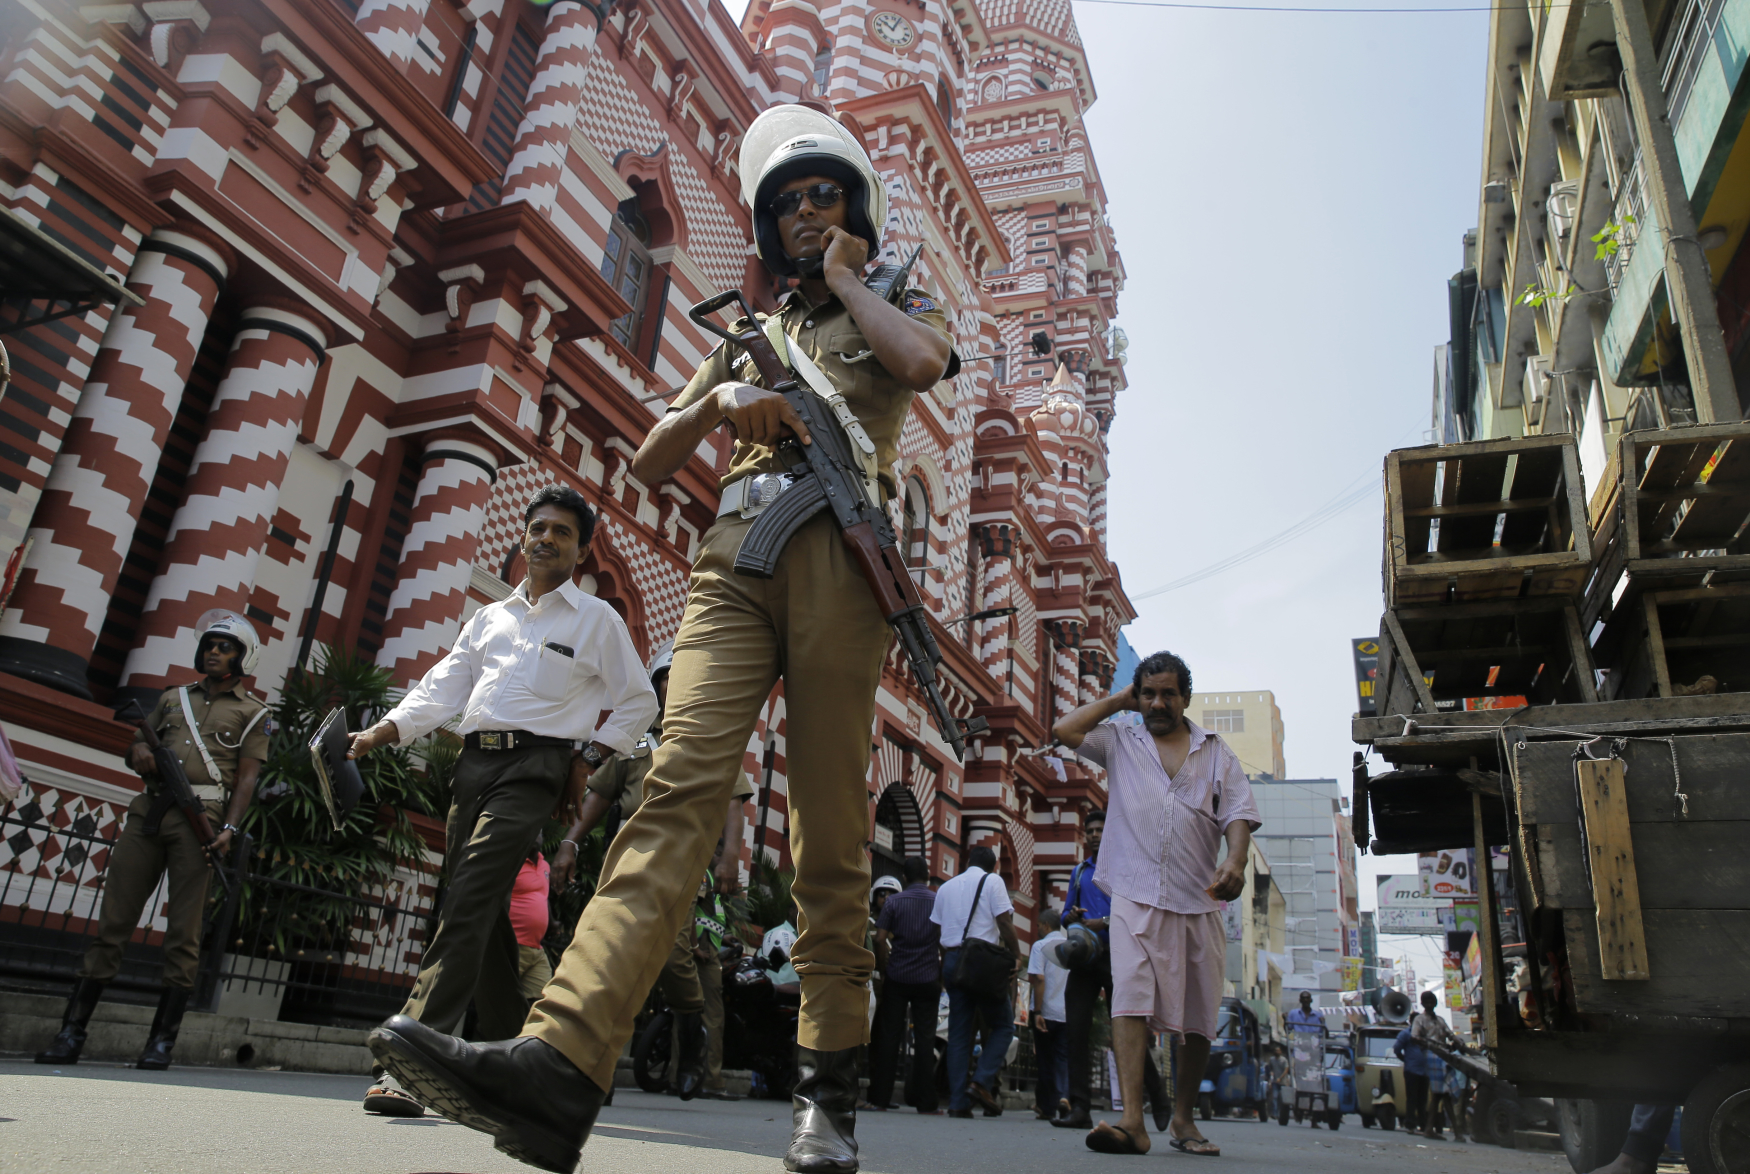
top-left (1374, 597), bottom-right (1599, 717)
top-left (1385, 435), bottom-right (1592, 608)
top-left (1590, 579), bottom-right (1750, 699)
top-left (1583, 421), bottom-right (1750, 625)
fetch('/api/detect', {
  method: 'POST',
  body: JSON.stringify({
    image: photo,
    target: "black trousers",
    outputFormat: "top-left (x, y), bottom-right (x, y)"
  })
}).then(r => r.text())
top-left (1064, 954), bottom-right (1168, 1113)
top-left (1033, 1021), bottom-right (1064, 1115)
top-left (1403, 1071), bottom-right (1429, 1130)
top-left (867, 978), bottom-right (940, 1112)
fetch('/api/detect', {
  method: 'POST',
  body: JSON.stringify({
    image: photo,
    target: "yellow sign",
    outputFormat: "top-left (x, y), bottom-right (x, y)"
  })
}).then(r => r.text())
top-left (1341, 957), bottom-right (1361, 991)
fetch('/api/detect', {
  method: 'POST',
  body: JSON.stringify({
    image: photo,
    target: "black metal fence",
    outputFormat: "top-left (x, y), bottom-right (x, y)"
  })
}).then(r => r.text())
top-left (0, 793), bottom-right (437, 1028)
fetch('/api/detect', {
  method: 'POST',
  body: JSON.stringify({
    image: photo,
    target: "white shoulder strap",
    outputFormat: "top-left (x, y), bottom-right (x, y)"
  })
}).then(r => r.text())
top-left (178, 686), bottom-right (223, 783)
top-left (763, 315), bottom-right (882, 506)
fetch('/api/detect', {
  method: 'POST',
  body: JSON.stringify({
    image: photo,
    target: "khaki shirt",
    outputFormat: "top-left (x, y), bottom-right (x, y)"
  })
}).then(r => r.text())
top-left (588, 731), bottom-right (756, 818)
top-left (669, 287), bottom-right (959, 497)
top-left (136, 676), bottom-right (271, 791)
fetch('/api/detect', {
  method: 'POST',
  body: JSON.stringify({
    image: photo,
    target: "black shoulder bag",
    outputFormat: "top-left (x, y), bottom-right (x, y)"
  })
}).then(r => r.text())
top-left (946, 872), bottom-right (1013, 999)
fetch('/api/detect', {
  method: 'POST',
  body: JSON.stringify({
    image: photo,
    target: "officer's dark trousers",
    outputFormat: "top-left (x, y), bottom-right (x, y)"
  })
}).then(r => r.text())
top-left (79, 794), bottom-right (222, 989)
top-left (400, 745), bottom-right (567, 1041)
top-left (1064, 954), bottom-right (1167, 1113)
top-left (867, 979), bottom-right (941, 1111)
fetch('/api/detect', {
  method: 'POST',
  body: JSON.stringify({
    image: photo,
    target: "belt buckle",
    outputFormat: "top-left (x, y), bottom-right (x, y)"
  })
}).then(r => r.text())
top-left (740, 474), bottom-right (789, 520)
top-left (479, 731), bottom-right (503, 751)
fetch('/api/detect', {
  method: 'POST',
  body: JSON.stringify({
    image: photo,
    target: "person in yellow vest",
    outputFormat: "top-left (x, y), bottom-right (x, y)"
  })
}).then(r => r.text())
top-left (36, 614), bottom-right (268, 1070)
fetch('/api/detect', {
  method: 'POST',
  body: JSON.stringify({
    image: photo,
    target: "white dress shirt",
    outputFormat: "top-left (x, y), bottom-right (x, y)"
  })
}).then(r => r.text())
top-left (1028, 929), bottom-right (1069, 1021)
top-left (930, 865), bottom-right (1013, 948)
top-left (383, 577), bottom-right (658, 754)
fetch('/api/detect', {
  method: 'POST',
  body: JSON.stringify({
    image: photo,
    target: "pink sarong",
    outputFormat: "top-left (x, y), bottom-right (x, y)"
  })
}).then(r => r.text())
top-left (1107, 894), bottom-right (1225, 1039)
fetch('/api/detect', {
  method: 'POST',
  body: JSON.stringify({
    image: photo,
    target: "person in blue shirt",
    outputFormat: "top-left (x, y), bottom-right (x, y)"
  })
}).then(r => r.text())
top-left (1393, 990), bottom-right (1444, 1134)
top-left (1284, 990), bottom-right (1324, 1033)
top-left (1054, 809), bottom-right (1170, 1130)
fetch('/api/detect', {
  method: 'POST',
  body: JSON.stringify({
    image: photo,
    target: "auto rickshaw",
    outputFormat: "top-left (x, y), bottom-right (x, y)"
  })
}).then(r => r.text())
top-left (1199, 997), bottom-right (1268, 1120)
top-left (1321, 1035), bottom-right (1359, 1129)
top-left (1354, 1023), bottom-right (1406, 1130)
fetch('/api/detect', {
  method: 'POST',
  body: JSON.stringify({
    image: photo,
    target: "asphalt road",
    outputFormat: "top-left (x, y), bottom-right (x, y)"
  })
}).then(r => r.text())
top-left (0, 1059), bottom-right (1577, 1174)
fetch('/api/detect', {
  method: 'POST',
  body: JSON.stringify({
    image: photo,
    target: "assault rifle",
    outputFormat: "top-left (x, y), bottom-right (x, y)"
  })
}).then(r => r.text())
top-left (688, 286), bottom-right (989, 761)
top-left (117, 699), bottom-right (235, 896)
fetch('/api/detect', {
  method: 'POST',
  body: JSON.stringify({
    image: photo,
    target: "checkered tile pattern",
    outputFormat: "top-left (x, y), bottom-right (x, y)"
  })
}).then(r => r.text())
top-left (0, 236), bottom-right (226, 661)
top-left (120, 308), bottom-right (326, 695)
top-left (575, 55), bottom-right (747, 294)
top-left (473, 462), bottom-right (546, 583)
top-left (980, 0), bottom-right (1082, 45)
top-left (1006, 810), bottom-right (1036, 887)
top-left (597, 515), bottom-right (688, 646)
top-left (1, 782), bottom-right (149, 933)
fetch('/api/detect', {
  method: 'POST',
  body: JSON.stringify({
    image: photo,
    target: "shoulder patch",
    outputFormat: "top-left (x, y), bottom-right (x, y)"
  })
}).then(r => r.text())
top-left (902, 293), bottom-right (937, 316)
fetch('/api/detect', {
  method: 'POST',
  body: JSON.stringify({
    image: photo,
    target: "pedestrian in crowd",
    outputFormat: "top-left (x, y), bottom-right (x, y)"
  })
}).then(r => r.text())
top-left (1584, 1105), bottom-right (1677, 1174)
top-left (1027, 908), bottom-right (1070, 1120)
top-left (1399, 988), bottom-right (1456, 1137)
top-left (932, 845), bottom-right (1023, 1118)
top-left (35, 615), bottom-right (268, 1072)
top-left (867, 856), bottom-right (941, 1114)
top-left (1285, 990), bottom-right (1324, 1034)
top-left (550, 639), bottom-right (753, 1101)
top-left (349, 486), bottom-right (657, 1118)
top-left (365, 103), bottom-right (959, 1174)
top-left (1052, 650), bottom-right (1262, 1158)
top-left (688, 837), bottom-right (743, 1100)
top-left (1424, 1048), bottom-right (1448, 1139)
top-left (1054, 810), bottom-right (1172, 1132)
top-left (511, 847), bottom-right (554, 1002)
top-left (1445, 1056), bottom-right (1469, 1141)
top-left (860, 872), bottom-right (902, 1100)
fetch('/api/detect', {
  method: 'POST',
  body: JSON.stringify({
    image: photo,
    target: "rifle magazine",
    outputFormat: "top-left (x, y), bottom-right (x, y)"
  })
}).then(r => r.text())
top-left (733, 475), bottom-right (830, 578)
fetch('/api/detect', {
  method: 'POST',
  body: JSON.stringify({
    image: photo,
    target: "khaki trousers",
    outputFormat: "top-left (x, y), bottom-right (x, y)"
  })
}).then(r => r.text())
top-left (402, 745), bottom-right (567, 1040)
top-left (80, 793), bottom-right (222, 989)
top-left (525, 512), bottom-right (890, 1089)
top-left (655, 923), bottom-right (706, 1015)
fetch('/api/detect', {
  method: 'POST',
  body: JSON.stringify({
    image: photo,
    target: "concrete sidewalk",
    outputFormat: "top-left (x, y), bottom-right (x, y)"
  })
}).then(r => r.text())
top-left (0, 1059), bottom-right (1576, 1174)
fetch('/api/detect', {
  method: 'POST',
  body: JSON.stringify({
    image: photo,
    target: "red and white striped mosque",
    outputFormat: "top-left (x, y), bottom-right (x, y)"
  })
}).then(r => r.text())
top-left (0, 0), bottom-right (1132, 943)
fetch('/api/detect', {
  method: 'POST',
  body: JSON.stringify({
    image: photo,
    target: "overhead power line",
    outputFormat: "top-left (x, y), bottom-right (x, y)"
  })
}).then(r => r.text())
top-left (1129, 474), bottom-right (1377, 601)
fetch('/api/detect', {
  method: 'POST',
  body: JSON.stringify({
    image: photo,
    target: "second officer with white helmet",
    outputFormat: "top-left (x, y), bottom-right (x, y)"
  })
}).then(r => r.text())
top-left (364, 103), bottom-right (960, 1174)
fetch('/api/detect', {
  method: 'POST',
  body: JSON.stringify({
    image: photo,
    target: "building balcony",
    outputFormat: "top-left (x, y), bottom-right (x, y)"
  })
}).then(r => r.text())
top-left (1595, 0), bottom-right (1750, 385)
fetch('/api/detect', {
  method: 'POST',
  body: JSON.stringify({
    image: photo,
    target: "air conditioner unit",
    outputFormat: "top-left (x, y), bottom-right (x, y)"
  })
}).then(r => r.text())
top-left (1524, 355), bottom-right (1553, 427)
top-left (1547, 181), bottom-right (1580, 244)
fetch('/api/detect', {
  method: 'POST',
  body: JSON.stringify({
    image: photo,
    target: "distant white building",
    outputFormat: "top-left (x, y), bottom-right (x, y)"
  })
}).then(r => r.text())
top-left (1250, 778), bottom-right (1358, 1010)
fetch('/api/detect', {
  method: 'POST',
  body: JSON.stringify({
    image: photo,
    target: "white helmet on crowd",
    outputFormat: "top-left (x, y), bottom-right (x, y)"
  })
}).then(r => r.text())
top-left (872, 874), bottom-right (903, 898)
top-left (740, 103), bottom-right (887, 278)
top-left (647, 637), bottom-right (675, 684)
top-left (194, 610), bottom-right (261, 676)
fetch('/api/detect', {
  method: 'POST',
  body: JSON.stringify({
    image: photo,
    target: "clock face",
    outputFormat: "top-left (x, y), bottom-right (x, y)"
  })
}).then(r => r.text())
top-left (870, 10), bottom-right (917, 48)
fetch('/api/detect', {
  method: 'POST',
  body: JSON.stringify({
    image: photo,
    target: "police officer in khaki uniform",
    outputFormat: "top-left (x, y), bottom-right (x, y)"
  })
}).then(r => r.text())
top-left (36, 613), bottom-right (268, 1071)
top-left (551, 639), bottom-right (753, 1102)
top-left (370, 105), bottom-right (957, 1174)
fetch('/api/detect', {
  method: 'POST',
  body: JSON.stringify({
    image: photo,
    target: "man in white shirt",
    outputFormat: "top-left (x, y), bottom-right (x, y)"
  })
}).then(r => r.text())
top-left (349, 486), bottom-right (656, 1117)
top-left (1027, 908), bottom-right (1070, 1120)
top-left (930, 846), bottom-right (1022, 1117)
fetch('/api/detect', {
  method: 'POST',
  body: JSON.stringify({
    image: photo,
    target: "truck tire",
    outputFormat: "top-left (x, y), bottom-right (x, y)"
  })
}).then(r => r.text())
top-left (1556, 1099), bottom-right (1634, 1174)
top-left (631, 1011), bottom-right (673, 1094)
top-left (1377, 1105), bottom-right (1397, 1132)
top-left (1682, 1062), bottom-right (1750, 1174)
top-left (1488, 1098), bottom-right (1520, 1148)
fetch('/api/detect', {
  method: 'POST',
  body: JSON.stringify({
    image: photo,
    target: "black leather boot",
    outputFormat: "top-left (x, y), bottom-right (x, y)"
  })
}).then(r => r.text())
top-left (35, 977), bottom-right (106, 1065)
top-left (674, 1012), bottom-right (706, 1101)
top-left (370, 1014), bottom-right (605, 1174)
top-left (784, 1046), bottom-right (859, 1174)
top-left (136, 985), bottom-right (191, 1070)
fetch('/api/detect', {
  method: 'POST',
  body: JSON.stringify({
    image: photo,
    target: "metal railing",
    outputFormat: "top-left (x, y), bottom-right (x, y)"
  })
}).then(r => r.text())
top-left (1, 794), bottom-right (438, 1027)
top-left (1661, 0), bottom-right (1732, 131)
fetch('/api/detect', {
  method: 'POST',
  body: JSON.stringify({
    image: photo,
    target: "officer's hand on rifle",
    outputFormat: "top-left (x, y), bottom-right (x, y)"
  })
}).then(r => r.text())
top-left (127, 741), bottom-right (156, 776)
top-left (711, 382), bottom-right (813, 448)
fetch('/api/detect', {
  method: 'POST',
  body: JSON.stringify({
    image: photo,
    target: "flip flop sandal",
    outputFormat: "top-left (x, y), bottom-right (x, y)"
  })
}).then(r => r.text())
top-left (1085, 1123), bottom-right (1146, 1155)
top-left (1168, 1133), bottom-right (1221, 1156)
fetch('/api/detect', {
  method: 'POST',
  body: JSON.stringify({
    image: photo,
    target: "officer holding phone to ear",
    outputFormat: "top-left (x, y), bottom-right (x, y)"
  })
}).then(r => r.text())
top-left (347, 485), bottom-right (656, 1118)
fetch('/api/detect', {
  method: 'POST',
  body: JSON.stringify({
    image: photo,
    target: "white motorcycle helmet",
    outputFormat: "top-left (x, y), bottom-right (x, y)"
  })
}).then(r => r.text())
top-left (647, 637), bottom-right (675, 685)
top-left (872, 873), bottom-right (903, 898)
top-left (740, 103), bottom-right (887, 278)
top-left (194, 609), bottom-right (261, 677)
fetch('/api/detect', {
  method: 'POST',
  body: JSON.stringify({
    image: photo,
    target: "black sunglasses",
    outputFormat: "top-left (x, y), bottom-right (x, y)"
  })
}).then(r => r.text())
top-left (770, 183), bottom-right (844, 218)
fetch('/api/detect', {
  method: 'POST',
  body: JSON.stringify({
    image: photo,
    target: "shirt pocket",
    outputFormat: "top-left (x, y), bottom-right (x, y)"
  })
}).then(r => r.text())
top-left (821, 326), bottom-right (894, 412)
top-left (526, 640), bottom-right (577, 701)
top-left (203, 705), bottom-right (252, 753)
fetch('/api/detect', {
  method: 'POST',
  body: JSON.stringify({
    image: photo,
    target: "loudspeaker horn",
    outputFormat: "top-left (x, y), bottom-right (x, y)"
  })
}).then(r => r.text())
top-left (1378, 986), bottom-right (1414, 1024)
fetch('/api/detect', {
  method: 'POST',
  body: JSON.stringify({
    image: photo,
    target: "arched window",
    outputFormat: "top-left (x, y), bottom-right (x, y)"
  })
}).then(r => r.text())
top-left (936, 79), bottom-right (955, 126)
top-left (1033, 73), bottom-right (1052, 91)
top-left (902, 476), bottom-right (930, 568)
top-left (813, 44), bottom-right (833, 93)
top-left (600, 197), bottom-right (652, 350)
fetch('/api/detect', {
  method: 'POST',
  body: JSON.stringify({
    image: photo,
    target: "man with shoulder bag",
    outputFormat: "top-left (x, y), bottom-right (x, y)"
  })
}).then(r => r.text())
top-left (930, 846), bottom-right (1022, 1117)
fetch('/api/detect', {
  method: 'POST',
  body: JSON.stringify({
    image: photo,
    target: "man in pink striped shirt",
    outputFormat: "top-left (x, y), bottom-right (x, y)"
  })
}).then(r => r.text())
top-left (1054, 650), bottom-right (1261, 1158)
